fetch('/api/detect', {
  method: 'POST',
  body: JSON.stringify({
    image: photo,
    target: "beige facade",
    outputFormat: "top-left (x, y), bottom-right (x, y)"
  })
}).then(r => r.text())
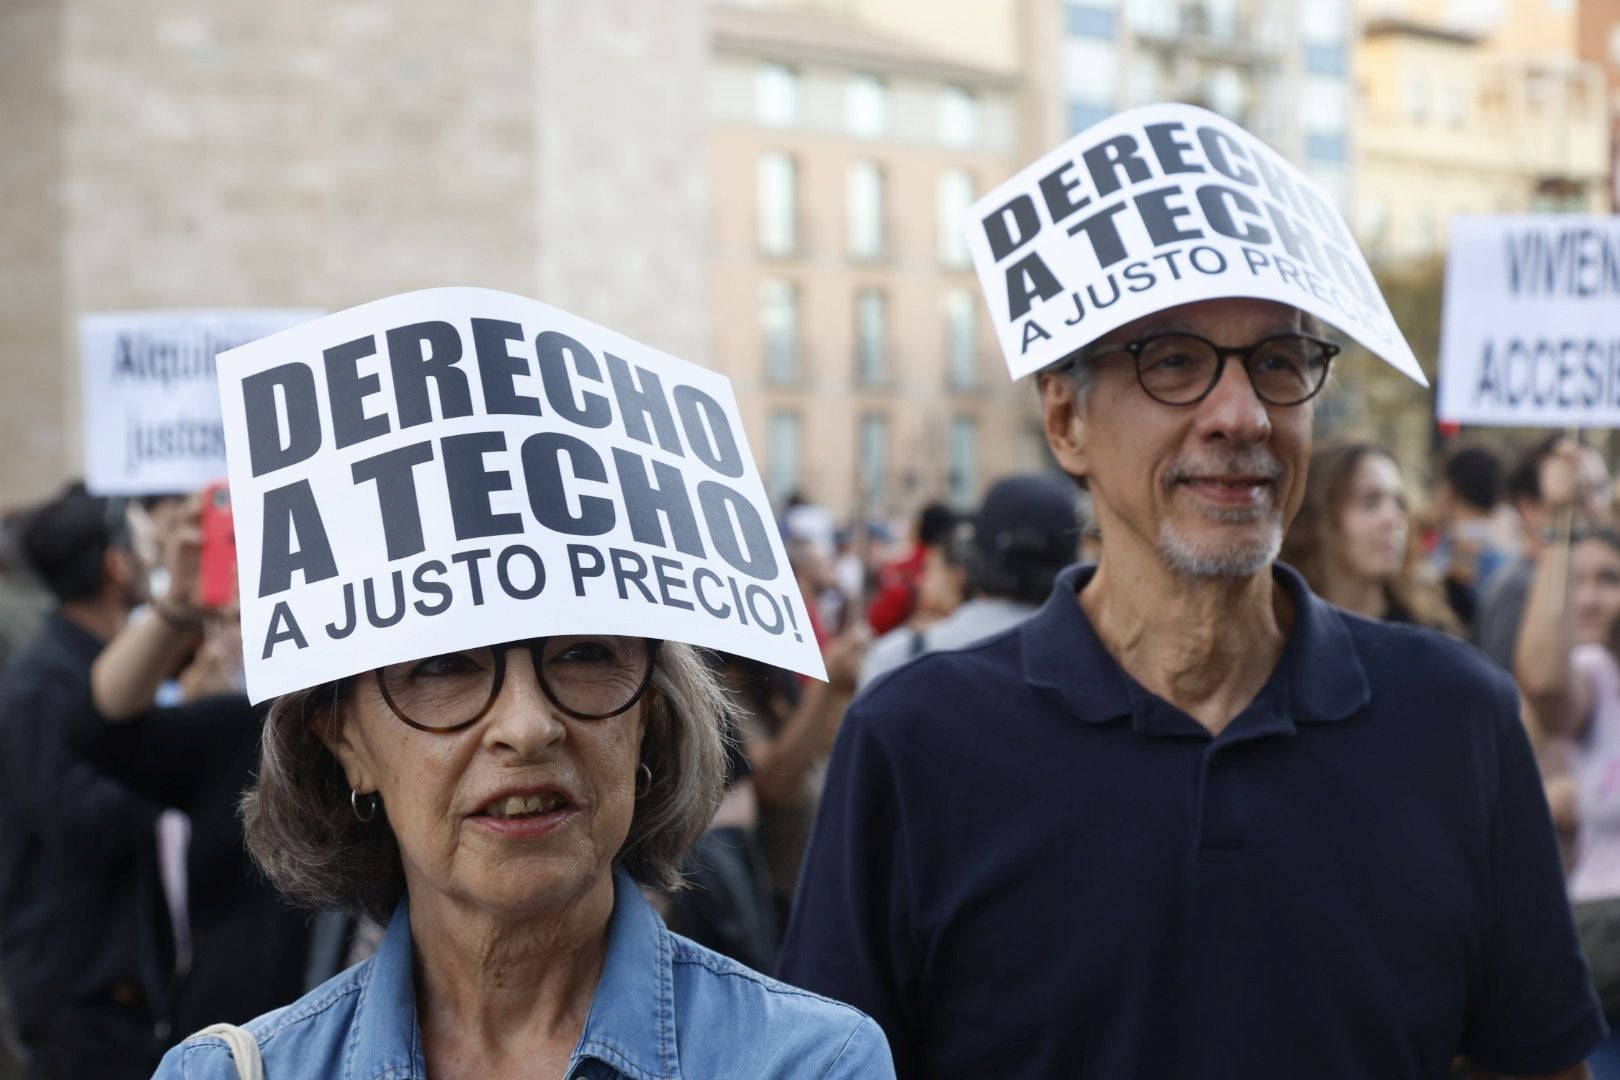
top-left (708, 4), bottom-right (1046, 517)
top-left (1355, 15), bottom-right (1612, 265)
top-left (0, 0), bottom-right (711, 508)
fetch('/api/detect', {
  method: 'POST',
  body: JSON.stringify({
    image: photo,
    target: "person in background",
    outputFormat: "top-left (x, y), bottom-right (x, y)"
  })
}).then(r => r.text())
top-left (1280, 440), bottom-right (1460, 633)
top-left (0, 484), bottom-right (172, 1078)
top-left (865, 502), bottom-right (957, 637)
top-left (66, 493), bottom-right (323, 1040)
top-left (1476, 435), bottom-right (1590, 670)
top-left (729, 639), bottom-right (865, 928)
top-left (859, 476), bottom-right (1077, 689)
top-left (662, 654), bottom-right (780, 971)
top-left (0, 508), bottom-right (51, 679)
top-left (1430, 443), bottom-right (1512, 625)
top-left (1514, 441), bottom-right (1620, 1076)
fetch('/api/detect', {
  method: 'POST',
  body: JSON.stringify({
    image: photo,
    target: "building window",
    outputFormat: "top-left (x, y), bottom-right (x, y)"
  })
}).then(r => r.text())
top-left (1413, 206), bottom-right (1436, 254)
top-left (757, 152), bottom-right (798, 256)
top-left (855, 289), bottom-right (887, 386)
top-left (1068, 100), bottom-right (1112, 133)
top-left (767, 410), bottom-right (801, 506)
top-left (945, 289), bottom-right (977, 389)
top-left (845, 74), bottom-right (890, 138)
top-left (755, 63), bottom-right (798, 128)
top-left (760, 278), bottom-right (799, 383)
top-left (1407, 74), bottom-right (1429, 124)
top-left (1300, 0), bottom-right (1347, 42)
top-left (1205, 66), bottom-right (1247, 122)
top-left (1305, 132), bottom-right (1346, 164)
top-left (1065, 2), bottom-right (1116, 38)
top-left (938, 85), bottom-right (980, 148)
top-left (1063, 38), bottom-right (1116, 111)
top-left (847, 160), bottom-right (886, 260)
top-left (1203, 0), bottom-right (1239, 39)
top-left (1446, 83), bottom-right (1467, 128)
top-left (1304, 43), bottom-right (1346, 77)
top-left (937, 169), bottom-right (975, 268)
top-left (949, 416), bottom-right (977, 509)
top-left (859, 412), bottom-right (889, 508)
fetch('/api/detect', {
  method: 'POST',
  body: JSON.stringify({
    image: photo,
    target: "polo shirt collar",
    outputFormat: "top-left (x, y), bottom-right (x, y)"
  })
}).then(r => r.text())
top-left (1022, 562), bottom-right (1370, 732)
top-left (348, 866), bottom-right (679, 1079)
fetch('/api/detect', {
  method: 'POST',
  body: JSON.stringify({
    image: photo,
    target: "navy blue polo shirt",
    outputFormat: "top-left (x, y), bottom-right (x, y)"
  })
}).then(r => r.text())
top-left (778, 564), bottom-right (1605, 1079)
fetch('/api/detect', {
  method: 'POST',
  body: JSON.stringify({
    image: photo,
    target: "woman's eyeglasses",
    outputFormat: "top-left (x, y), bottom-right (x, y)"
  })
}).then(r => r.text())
top-left (372, 636), bottom-right (661, 733)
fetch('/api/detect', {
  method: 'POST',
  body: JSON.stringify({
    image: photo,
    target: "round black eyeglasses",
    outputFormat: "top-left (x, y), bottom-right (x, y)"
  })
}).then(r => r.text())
top-left (373, 636), bottom-right (662, 733)
top-left (1085, 331), bottom-right (1339, 407)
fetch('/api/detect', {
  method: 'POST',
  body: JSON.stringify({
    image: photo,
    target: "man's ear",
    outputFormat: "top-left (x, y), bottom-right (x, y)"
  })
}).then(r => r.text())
top-left (1038, 371), bottom-right (1090, 481)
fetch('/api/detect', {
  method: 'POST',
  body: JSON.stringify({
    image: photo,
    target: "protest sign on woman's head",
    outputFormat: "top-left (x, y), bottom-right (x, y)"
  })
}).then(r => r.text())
top-left (217, 287), bottom-right (825, 704)
top-left (961, 102), bottom-right (1425, 385)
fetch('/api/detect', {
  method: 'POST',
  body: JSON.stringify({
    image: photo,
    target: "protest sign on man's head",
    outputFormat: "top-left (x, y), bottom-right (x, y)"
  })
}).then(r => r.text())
top-left (1438, 215), bottom-right (1620, 428)
top-left (217, 287), bottom-right (826, 703)
top-left (961, 103), bottom-right (1426, 386)
top-left (81, 309), bottom-right (320, 496)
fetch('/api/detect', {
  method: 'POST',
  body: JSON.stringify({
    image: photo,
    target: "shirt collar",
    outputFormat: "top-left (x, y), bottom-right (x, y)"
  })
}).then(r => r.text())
top-left (1022, 562), bottom-right (1370, 734)
top-left (569, 866), bottom-right (681, 1079)
top-left (348, 866), bottom-right (678, 1080)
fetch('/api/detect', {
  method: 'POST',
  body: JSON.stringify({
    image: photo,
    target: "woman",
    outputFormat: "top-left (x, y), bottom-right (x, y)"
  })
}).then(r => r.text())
top-left (1281, 440), bottom-right (1459, 632)
top-left (151, 582), bottom-right (891, 1075)
top-left (1514, 440), bottom-right (1620, 1076)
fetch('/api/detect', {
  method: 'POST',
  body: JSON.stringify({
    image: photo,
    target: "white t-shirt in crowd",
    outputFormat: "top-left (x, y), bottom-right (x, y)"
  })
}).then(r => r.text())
top-left (1568, 643), bottom-right (1620, 903)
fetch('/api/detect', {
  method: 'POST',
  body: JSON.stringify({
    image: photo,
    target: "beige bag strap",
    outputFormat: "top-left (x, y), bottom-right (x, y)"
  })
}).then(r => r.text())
top-left (191, 1023), bottom-right (265, 1080)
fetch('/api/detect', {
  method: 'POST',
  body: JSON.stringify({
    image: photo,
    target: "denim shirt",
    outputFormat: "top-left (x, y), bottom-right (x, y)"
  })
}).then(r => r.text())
top-left (154, 867), bottom-right (891, 1079)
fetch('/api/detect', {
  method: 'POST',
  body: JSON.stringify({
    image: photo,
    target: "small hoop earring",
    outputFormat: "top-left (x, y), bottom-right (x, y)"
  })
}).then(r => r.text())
top-left (635, 763), bottom-right (653, 799)
top-left (351, 787), bottom-right (379, 823)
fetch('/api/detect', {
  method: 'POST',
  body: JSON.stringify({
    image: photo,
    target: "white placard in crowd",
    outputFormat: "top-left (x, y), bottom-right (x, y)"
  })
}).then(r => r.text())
top-left (961, 102), bottom-right (1426, 385)
top-left (1438, 215), bottom-right (1620, 427)
top-left (81, 309), bottom-right (320, 495)
top-left (217, 287), bottom-right (826, 703)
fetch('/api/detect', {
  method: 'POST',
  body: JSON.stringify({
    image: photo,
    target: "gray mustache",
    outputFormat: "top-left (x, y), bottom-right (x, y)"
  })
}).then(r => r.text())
top-left (1163, 452), bottom-right (1284, 488)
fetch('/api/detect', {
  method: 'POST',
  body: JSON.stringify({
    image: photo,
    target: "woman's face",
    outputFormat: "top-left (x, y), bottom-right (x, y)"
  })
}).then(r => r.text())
top-left (1572, 538), bottom-right (1620, 646)
top-left (324, 642), bottom-right (649, 920)
top-left (1332, 454), bottom-right (1409, 585)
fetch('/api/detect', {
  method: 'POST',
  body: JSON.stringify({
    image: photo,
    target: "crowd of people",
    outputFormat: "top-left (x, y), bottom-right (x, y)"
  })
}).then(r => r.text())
top-left (2, 386), bottom-right (1619, 1076)
top-left (0, 426), bottom-right (1608, 1074)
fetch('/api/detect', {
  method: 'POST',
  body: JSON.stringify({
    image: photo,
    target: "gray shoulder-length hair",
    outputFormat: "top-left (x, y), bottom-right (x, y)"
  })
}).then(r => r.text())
top-left (243, 641), bottom-right (729, 924)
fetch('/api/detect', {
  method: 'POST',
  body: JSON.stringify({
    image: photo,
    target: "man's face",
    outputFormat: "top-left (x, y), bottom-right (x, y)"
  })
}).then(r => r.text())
top-left (1038, 298), bottom-right (1316, 580)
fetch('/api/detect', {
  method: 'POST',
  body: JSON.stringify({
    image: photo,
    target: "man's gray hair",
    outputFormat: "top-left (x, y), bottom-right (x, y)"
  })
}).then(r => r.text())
top-left (242, 641), bottom-right (729, 923)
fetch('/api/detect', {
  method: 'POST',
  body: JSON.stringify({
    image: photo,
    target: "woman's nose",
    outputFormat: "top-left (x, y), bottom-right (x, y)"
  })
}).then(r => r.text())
top-left (480, 651), bottom-right (567, 755)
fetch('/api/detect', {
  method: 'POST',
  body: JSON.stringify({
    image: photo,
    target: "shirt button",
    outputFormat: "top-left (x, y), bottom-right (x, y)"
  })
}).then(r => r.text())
top-left (1210, 752), bottom-right (1224, 768)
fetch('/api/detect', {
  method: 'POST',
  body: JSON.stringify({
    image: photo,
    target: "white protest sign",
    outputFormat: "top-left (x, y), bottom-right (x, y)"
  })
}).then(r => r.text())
top-left (81, 310), bottom-right (320, 495)
top-left (1438, 215), bottom-right (1620, 427)
top-left (218, 287), bottom-right (825, 703)
top-left (962, 103), bottom-right (1425, 385)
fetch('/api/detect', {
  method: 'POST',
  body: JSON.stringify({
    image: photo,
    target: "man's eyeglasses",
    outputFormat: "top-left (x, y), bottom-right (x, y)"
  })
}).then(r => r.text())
top-left (1084, 332), bottom-right (1339, 407)
top-left (373, 636), bottom-right (661, 733)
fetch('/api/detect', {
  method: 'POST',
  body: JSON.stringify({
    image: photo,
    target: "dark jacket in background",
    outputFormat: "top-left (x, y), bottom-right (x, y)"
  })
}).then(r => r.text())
top-left (0, 613), bottom-right (170, 1075)
top-left (67, 691), bottom-right (316, 1037)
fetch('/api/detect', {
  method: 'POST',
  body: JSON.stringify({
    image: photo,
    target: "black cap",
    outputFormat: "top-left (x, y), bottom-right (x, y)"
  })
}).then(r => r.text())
top-left (958, 473), bottom-right (1079, 603)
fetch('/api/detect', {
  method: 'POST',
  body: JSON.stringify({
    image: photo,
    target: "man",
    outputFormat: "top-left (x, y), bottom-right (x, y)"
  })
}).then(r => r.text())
top-left (1431, 443), bottom-right (1511, 625)
top-left (778, 298), bottom-right (1603, 1078)
top-left (0, 485), bottom-right (173, 1078)
top-left (859, 475), bottom-right (1076, 689)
